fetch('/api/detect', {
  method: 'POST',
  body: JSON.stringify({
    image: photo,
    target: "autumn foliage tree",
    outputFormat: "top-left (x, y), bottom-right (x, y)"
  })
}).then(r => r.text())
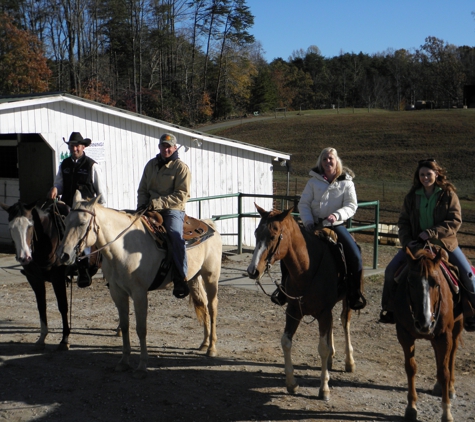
top-left (0, 13), bottom-right (51, 95)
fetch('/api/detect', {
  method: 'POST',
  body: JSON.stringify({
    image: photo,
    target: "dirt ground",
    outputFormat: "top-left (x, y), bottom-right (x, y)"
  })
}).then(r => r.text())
top-left (1, 243), bottom-right (474, 422)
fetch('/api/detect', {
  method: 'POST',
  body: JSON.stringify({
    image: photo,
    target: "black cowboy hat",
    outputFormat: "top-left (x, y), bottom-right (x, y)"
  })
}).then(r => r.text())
top-left (65, 132), bottom-right (92, 147)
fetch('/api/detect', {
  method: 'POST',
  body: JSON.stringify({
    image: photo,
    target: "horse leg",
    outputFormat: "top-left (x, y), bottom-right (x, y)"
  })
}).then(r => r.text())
top-left (109, 285), bottom-right (131, 373)
top-left (317, 310), bottom-right (334, 401)
top-left (431, 333), bottom-right (454, 422)
top-left (340, 301), bottom-right (355, 372)
top-left (281, 304), bottom-right (302, 394)
top-left (132, 291), bottom-right (149, 379)
top-left (396, 325), bottom-right (418, 421)
top-left (26, 276), bottom-right (48, 350)
top-left (51, 271), bottom-right (70, 351)
top-left (201, 273), bottom-right (219, 357)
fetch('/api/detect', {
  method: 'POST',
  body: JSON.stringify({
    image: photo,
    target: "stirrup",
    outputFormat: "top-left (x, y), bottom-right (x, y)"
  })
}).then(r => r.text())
top-left (77, 271), bottom-right (92, 288)
top-left (348, 292), bottom-right (367, 311)
top-left (271, 287), bottom-right (287, 306)
top-left (173, 280), bottom-right (189, 299)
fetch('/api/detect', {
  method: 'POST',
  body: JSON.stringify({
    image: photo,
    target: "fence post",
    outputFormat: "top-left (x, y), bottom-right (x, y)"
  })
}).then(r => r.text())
top-left (238, 193), bottom-right (243, 254)
top-left (373, 201), bottom-right (380, 269)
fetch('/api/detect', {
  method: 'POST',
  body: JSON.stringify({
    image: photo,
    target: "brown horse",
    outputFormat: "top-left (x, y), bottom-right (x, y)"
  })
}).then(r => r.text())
top-left (247, 205), bottom-right (357, 401)
top-left (1, 201), bottom-right (72, 350)
top-left (394, 246), bottom-right (464, 422)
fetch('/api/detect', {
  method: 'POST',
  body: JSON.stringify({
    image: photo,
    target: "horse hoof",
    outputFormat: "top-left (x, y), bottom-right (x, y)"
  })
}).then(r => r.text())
top-left (345, 362), bottom-right (355, 373)
top-left (56, 342), bottom-right (70, 351)
top-left (199, 343), bottom-right (209, 352)
top-left (318, 389), bottom-right (330, 401)
top-left (206, 348), bottom-right (218, 357)
top-left (286, 383), bottom-right (299, 394)
top-left (404, 407), bottom-right (417, 421)
top-left (116, 329), bottom-right (122, 337)
top-left (133, 369), bottom-right (148, 379)
top-left (115, 363), bottom-right (131, 372)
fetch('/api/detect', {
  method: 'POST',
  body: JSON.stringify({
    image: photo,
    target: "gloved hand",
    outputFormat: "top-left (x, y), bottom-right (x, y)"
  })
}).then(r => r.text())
top-left (305, 223), bottom-right (315, 233)
top-left (136, 203), bottom-right (152, 214)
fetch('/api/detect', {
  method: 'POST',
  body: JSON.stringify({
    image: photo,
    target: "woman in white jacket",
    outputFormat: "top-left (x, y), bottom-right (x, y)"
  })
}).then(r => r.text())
top-left (299, 147), bottom-right (366, 310)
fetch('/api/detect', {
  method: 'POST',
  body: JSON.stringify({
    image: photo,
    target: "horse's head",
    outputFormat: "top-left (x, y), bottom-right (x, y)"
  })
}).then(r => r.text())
top-left (57, 191), bottom-right (101, 265)
top-left (1, 201), bottom-right (37, 265)
top-left (247, 204), bottom-right (294, 280)
top-left (405, 246), bottom-right (445, 335)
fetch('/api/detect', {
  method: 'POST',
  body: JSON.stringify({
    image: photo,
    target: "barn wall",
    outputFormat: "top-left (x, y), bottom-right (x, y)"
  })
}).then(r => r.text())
top-left (0, 96), bottom-right (283, 247)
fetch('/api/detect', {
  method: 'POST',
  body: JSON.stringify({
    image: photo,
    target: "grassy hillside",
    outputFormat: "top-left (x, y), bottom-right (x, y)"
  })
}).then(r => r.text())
top-left (212, 109), bottom-right (475, 244)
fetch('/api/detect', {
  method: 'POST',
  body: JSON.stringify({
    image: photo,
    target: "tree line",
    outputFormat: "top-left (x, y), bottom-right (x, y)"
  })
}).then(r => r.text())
top-left (1, 1), bottom-right (474, 126)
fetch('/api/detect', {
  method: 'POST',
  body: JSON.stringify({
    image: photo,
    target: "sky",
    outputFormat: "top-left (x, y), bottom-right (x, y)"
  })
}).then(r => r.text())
top-left (246, 0), bottom-right (475, 61)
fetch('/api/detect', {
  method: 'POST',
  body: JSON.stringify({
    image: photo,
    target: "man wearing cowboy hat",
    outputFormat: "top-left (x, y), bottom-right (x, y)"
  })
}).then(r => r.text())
top-left (137, 133), bottom-right (191, 299)
top-left (47, 132), bottom-right (107, 287)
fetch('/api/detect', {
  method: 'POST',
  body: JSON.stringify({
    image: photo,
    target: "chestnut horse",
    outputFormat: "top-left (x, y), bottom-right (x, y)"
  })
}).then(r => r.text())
top-left (57, 191), bottom-right (222, 378)
top-left (1, 201), bottom-right (72, 350)
top-left (247, 205), bottom-right (357, 401)
top-left (394, 246), bottom-right (463, 422)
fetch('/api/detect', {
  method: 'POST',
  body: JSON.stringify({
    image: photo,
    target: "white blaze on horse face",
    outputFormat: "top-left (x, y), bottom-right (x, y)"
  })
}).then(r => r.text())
top-left (247, 239), bottom-right (267, 278)
top-left (420, 277), bottom-right (432, 327)
top-left (9, 216), bottom-right (33, 263)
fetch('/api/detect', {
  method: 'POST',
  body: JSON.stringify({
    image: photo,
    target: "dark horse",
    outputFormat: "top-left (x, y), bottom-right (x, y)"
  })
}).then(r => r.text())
top-left (1, 201), bottom-right (72, 350)
top-left (394, 246), bottom-right (463, 422)
top-left (247, 205), bottom-right (360, 401)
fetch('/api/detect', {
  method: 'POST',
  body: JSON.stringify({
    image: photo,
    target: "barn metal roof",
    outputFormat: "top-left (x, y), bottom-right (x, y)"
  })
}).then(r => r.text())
top-left (0, 92), bottom-right (290, 160)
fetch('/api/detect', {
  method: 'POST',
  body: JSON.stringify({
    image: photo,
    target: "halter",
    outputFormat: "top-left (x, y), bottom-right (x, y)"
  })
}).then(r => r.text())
top-left (254, 226), bottom-right (312, 322)
top-left (70, 207), bottom-right (98, 259)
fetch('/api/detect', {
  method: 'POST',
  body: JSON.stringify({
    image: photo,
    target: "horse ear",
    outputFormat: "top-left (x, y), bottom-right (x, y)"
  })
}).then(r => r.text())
top-left (0, 203), bottom-right (9, 212)
top-left (72, 190), bottom-right (83, 207)
top-left (255, 203), bottom-right (268, 218)
top-left (434, 247), bottom-right (448, 264)
top-left (91, 194), bottom-right (102, 207)
top-left (406, 246), bottom-right (417, 260)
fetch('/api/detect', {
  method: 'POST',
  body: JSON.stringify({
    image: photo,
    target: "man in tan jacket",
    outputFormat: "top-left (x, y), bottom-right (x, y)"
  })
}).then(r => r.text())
top-left (137, 133), bottom-right (191, 298)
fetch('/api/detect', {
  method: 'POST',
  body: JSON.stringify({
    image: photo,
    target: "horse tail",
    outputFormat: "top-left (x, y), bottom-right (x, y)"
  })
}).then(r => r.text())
top-left (189, 275), bottom-right (209, 326)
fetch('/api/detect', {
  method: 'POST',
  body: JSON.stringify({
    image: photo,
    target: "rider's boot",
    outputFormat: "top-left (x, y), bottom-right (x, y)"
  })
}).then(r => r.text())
top-left (347, 270), bottom-right (367, 311)
top-left (173, 278), bottom-right (190, 299)
top-left (77, 257), bottom-right (92, 288)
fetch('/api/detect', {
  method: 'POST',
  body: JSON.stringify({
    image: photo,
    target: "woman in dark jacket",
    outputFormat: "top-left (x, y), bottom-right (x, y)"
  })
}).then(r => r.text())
top-left (380, 159), bottom-right (475, 331)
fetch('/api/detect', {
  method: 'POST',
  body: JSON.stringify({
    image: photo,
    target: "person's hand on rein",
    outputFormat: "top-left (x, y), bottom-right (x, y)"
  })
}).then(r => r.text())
top-left (326, 214), bottom-right (337, 224)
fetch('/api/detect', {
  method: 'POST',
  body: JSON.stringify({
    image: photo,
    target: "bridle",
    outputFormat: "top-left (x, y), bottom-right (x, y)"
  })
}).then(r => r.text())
top-left (406, 263), bottom-right (442, 336)
top-left (254, 224), bottom-right (309, 321)
top-left (69, 206), bottom-right (144, 259)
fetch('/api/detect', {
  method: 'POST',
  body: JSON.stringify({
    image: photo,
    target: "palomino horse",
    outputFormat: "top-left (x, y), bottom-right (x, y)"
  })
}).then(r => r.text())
top-left (247, 205), bottom-right (357, 401)
top-left (1, 201), bottom-right (71, 350)
top-left (57, 191), bottom-right (221, 378)
top-left (394, 246), bottom-right (463, 422)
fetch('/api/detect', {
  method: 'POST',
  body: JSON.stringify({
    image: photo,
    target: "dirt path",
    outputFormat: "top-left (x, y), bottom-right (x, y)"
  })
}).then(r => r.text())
top-left (1, 248), bottom-right (474, 422)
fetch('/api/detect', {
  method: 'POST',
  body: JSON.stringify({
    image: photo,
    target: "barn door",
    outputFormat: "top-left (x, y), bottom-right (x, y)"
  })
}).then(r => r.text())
top-left (18, 134), bottom-right (55, 203)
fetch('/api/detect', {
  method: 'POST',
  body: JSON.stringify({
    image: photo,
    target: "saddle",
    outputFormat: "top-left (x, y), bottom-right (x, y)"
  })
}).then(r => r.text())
top-left (140, 210), bottom-right (215, 291)
top-left (308, 225), bottom-right (347, 279)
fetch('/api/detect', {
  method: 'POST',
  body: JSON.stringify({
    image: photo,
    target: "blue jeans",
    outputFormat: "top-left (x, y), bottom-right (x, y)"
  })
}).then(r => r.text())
top-left (333, 224), bottom-right (363, 274)
top-left (161, 210), bottom-right (187, 281)
top-left (382, 246), bottom-right (475, 310)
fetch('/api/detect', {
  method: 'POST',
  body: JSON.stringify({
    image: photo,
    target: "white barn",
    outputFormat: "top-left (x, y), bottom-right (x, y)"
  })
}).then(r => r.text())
top-left (0, 93), bottom-right (290, 248)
